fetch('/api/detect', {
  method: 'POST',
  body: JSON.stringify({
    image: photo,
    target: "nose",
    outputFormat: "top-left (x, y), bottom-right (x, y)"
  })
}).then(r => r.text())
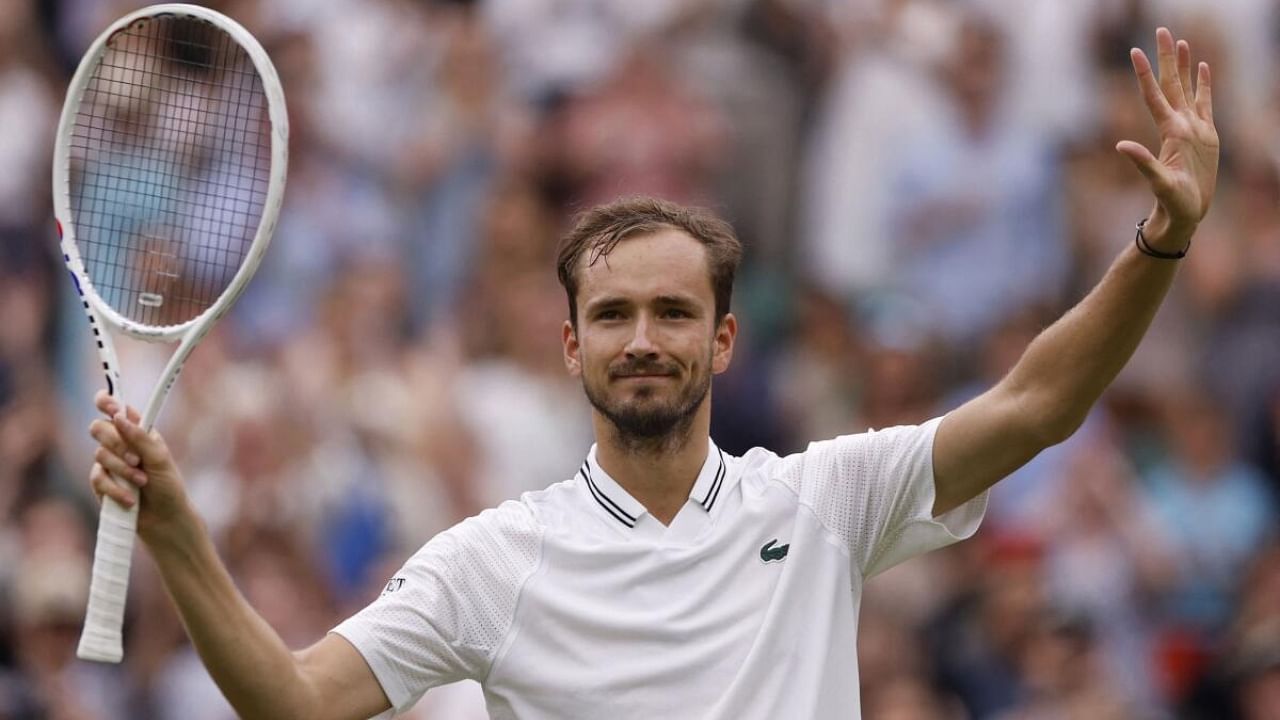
top-left (624, 315), bottom-right (659, 359)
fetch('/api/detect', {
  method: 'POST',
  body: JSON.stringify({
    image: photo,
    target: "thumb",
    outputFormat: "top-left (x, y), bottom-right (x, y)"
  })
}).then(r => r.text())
top-left (1116, 140), bottom-right (1171, 191)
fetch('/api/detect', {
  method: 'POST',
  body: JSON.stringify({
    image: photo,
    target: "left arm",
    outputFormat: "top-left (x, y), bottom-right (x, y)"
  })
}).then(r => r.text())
top-left (932, 27), bottom-right (1219, 515)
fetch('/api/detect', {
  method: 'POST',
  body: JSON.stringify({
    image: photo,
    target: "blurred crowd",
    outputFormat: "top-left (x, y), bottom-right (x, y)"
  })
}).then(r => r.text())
top-left (1, 0), bottom-right (1278, 718)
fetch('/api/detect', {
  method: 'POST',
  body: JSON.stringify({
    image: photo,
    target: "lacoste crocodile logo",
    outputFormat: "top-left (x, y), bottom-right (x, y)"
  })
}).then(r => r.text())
top-left (760, 539), bottom-right (790, 563)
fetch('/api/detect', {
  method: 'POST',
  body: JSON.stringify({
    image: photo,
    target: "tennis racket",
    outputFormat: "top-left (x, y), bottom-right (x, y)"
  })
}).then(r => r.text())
top-left (52, 3), bottom-right (288, 663)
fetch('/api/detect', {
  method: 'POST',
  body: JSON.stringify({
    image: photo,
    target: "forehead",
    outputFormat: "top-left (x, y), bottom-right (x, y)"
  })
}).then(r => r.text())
top-left (576, 229), bottom-right (714, 307)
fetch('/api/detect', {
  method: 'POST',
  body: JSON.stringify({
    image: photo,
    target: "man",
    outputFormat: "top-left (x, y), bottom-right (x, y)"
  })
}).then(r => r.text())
top-left (87, 28), bottom-right (1217, 719)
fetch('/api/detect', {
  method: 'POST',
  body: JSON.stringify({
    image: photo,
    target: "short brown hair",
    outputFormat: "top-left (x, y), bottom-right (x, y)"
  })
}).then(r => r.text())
top-left (556, 196), bottom-right (743, 327)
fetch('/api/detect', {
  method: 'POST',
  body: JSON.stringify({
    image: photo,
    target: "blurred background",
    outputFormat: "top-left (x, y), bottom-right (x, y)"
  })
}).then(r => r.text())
top-left (2, 0), bottom-right (1279, 717)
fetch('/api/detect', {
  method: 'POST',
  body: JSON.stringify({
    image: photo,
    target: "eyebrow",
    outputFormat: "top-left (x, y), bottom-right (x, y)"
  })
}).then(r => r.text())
top-left (584, 296), bottom-right (631, 314)
top-left (583, 294), bottom-right (701, 313)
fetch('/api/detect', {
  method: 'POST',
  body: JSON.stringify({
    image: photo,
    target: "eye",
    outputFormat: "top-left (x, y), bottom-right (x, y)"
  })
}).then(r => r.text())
top-left (661, 307), bottom-right (692, 319)
top-left (596, 309), bottom-right (623, 321)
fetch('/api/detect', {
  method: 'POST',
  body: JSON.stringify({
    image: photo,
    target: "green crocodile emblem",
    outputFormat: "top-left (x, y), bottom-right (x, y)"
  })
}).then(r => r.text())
top-left (760, 539), bottom-right (790, 563)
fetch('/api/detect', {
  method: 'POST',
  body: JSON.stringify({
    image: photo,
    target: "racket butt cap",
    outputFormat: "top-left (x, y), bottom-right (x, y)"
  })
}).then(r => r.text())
top-left (77, 631), bottom-right (124, 663)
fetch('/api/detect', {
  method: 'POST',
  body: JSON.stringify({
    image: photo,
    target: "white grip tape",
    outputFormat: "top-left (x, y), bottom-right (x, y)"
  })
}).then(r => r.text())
top-left (76, 485), bottom-right (140, 663)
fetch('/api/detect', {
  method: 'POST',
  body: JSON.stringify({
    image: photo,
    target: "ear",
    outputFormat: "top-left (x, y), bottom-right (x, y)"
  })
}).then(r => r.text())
top-left (711, 313), bottom-right (737, 375)
top-left (563, 320), bottom-right (582, 377)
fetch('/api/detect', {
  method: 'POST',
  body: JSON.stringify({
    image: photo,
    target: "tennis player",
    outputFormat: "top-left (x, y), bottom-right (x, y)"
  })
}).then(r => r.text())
top-left (87, 28), bottom-right (1217, 719)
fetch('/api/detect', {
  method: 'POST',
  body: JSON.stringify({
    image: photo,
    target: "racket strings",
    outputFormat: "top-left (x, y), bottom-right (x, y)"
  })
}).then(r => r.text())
top-left (68, 15), bottom-right (272, 328)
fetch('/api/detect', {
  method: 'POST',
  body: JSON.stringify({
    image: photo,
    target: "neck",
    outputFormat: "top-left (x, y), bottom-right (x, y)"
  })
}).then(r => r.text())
top-left (592, 401), bottom-right (712, 525)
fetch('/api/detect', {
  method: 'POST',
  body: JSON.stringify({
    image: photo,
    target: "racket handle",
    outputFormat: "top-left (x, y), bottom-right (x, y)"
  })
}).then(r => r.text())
top-left (77, 486), bottom-right (140, 663)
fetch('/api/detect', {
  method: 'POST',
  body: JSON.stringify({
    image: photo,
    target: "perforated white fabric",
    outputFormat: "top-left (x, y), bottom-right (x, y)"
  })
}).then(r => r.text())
top-left (332, 500), bottom-right (543, 714)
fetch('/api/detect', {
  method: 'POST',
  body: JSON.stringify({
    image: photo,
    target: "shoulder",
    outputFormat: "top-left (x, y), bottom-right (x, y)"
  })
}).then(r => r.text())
top-left (735, 418), bottom-right (942, 492)
top-left (511, 475), bottom-right (580, 528)
top-left (402, 492), bottom-right (550, 576)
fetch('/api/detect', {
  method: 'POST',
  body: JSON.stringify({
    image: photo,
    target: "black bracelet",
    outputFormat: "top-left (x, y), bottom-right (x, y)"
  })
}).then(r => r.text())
top-left (1134, 218), bottom-right (1190, 259)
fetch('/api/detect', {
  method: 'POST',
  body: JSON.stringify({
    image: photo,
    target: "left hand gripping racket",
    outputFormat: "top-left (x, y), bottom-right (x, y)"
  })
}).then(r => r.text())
top-left (52, 4), bottom-right (288, 663)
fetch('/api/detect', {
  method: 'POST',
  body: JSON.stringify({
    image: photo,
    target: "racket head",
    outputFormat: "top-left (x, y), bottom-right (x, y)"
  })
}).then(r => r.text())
top-left (52, 3), bottom-right (288, 342)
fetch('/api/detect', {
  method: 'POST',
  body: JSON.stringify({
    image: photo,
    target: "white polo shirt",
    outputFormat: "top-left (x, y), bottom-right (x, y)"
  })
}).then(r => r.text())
top-left (333, 417), bottom-right (987, 719)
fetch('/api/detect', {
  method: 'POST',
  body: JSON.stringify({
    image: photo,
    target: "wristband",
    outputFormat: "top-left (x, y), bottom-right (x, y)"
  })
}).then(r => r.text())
top-left (1135, 218), bottom-right (1190, 259)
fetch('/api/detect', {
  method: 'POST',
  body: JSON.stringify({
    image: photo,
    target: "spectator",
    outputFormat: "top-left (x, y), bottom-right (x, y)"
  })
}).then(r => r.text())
top-left (1143, 387), bottom-right (1277, 636)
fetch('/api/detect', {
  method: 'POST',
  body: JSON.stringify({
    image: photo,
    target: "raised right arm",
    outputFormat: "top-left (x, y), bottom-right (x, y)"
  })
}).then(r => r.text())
top-left (88, 391), bottom-right (391, 720)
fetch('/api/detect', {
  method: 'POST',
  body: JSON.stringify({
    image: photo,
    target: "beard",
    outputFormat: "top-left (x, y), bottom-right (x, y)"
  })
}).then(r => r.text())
top-left (582, 355), bottom-right (712, 455)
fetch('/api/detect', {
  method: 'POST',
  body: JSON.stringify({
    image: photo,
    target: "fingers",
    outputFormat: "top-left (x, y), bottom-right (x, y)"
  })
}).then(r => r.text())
top-left (89, 418), bottom-right (141, 468)
top-left (90, 462), bottom-right (140, 509)
top-left (94, 446), bottom-right (148, 489)
top-left (112, 412), bottom-right (170, 466)
top-left (1131, 48), bottom-right (1174, 123)
top-left (1195, 61), bottom-right (1214, 124)
top-left (87, 393), bottom-right (174, 511)
top-left (89, 403), bottom-right (170, 469)
top-left (88, 417), bottom-right (147, 508)
top-left (1116, 140), bottom-right (1172, 192)
top-left (1134, 28), bottom-right (1214, 127)
top-left (1177, 39), bottom-right (1193, 104)
top-left (94, 389), bottom-right (141, 423)
top-left (1155, 27), bottom-right (1188, 110)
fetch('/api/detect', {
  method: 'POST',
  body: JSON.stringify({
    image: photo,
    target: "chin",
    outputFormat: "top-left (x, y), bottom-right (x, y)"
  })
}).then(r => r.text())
top-left (621, 389), bottom-right (660, 405)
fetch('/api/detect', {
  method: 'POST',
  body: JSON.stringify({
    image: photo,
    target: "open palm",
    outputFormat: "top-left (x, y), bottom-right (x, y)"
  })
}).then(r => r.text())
top-left (1116, 27), bottom-right (1219, 233)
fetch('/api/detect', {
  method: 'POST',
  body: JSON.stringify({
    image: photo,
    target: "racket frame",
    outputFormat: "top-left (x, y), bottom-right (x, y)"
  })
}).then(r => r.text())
top-left (51, 3), bottom-right (288, 664)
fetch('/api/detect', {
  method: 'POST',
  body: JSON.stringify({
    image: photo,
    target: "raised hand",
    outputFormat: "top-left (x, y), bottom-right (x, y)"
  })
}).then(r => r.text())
top-left (1116, 27), bottom-right (1219, 247)
top-left (87, 390), bottom-right (193, 542)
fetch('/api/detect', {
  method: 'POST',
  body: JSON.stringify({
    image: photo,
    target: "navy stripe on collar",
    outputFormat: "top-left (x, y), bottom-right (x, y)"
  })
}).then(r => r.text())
top-left (581, 462), bottom-right (637, 528)
top-left (700, 447), bottom-right (727, 511)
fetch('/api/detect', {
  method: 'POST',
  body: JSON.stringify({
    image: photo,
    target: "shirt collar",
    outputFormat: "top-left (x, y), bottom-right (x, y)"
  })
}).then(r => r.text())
top-left (580, 439), bottom-right (728, 529)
